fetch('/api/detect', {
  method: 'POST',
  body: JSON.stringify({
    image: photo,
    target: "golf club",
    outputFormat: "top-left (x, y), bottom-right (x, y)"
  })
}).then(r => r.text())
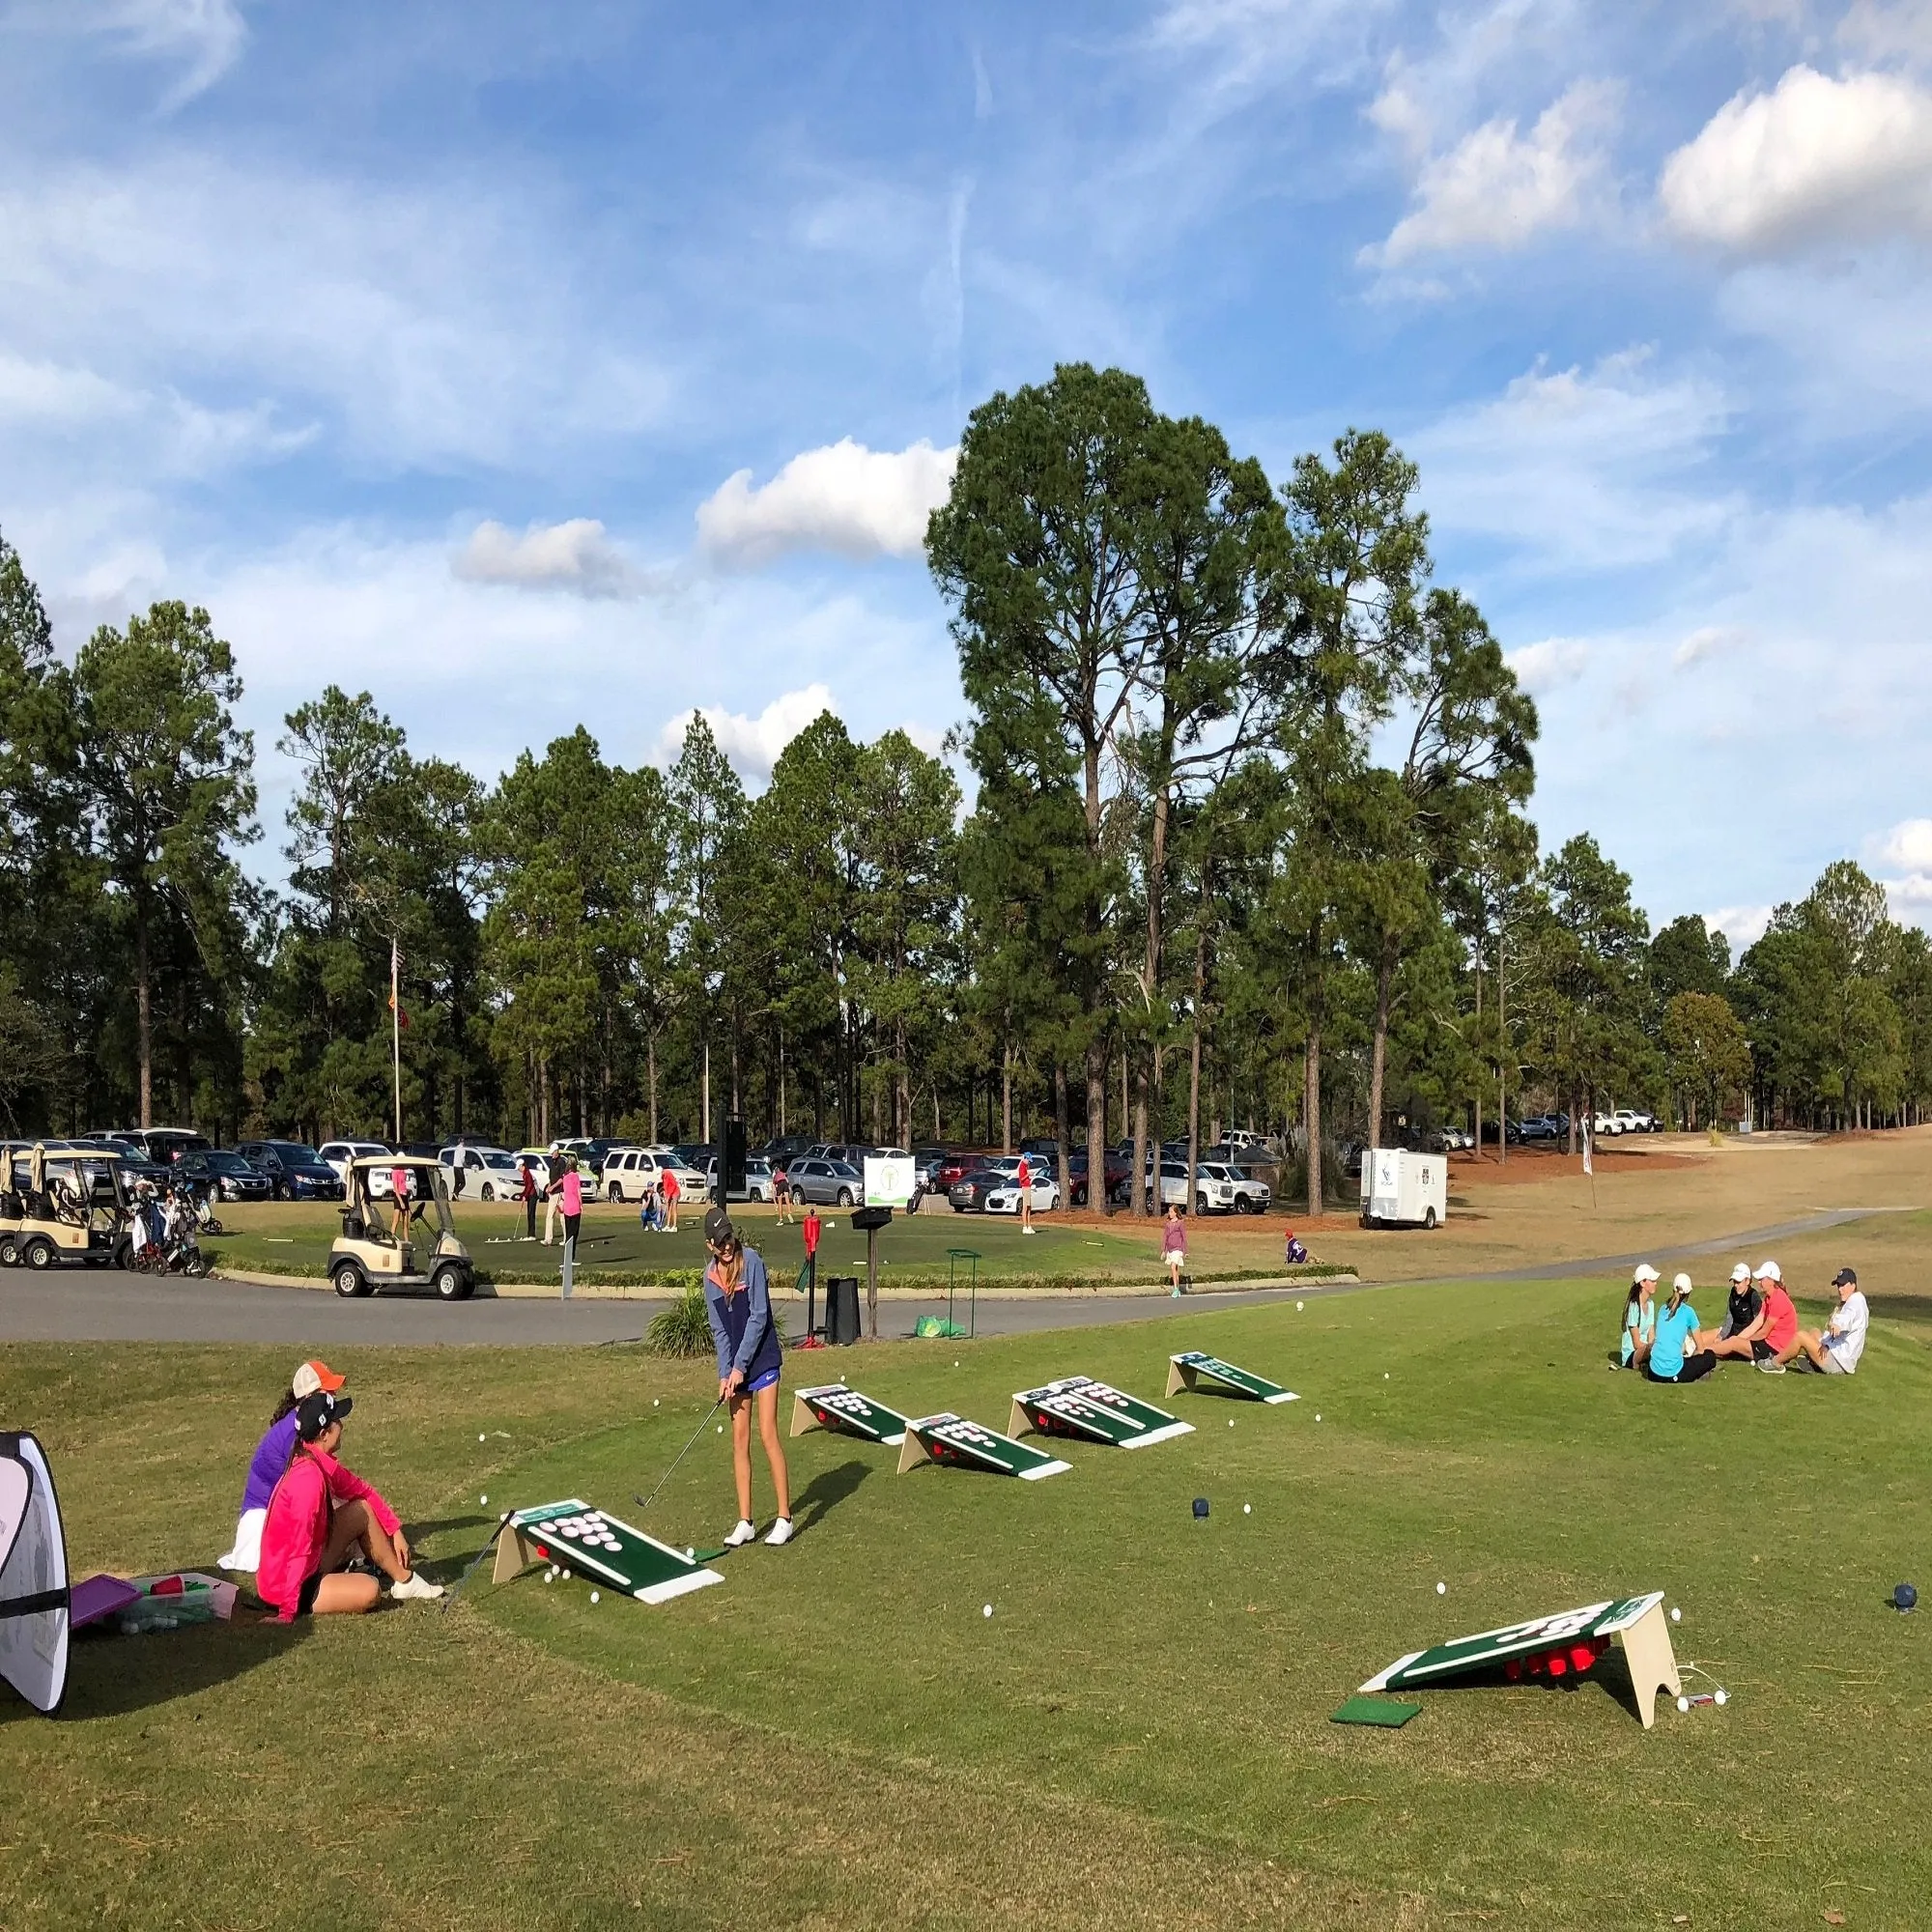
top-left (440, 1512), bottom-right (513, 1612)
top-left (633, 1395), bottom-right (725, 1518)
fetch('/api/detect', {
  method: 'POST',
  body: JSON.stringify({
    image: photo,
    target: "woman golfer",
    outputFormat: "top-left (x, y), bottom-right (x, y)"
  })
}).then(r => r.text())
top-left (1162, 1202), bottom-right (1187, 1296)
top-left (702, 1207), bottom-right (793, 1548)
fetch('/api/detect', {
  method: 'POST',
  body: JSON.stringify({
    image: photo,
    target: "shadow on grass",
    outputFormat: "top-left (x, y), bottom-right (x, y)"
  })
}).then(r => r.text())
top-left (793, 1459), bottom-right (870, 1534)
top-left (6, 1616), bottom-right (309, 1725)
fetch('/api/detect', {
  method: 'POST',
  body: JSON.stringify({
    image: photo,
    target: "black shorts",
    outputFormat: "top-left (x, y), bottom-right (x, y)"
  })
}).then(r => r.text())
top-left (266, 1571), bottom-right (323, 1619)
top-left (1643, 1351), bottom-right (1718, 1384)
top-left (1750, 1339), bottom-right (1776, 1360)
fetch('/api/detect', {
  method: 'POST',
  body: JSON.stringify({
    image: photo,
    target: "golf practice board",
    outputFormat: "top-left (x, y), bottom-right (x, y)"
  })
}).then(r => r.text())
top-left (0, 1432), bottom-right (69, 1715)
top-left (897, 1412), bottom-right (1071, 1480)
top-left (1165, 1350), bottom-right (1298, 1405)
top-left (789, 1382), bottom-right (912, 1446)
top-left (1361, 1591), bottom-right (1682, 1728)
top-left (496, 1499), bottom-right (724, 1605)
top-left (1008, 1376), bottom-right (1194, 1449)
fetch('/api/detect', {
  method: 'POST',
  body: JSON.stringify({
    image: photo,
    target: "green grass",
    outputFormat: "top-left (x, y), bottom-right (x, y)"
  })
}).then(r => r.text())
top-left (204, 1199), bottom-right (1316, 1291)
top-left (4, 1273), bottom-right (1928, 1928)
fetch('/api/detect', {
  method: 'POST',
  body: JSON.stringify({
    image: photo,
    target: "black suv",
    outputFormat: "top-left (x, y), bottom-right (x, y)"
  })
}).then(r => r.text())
top-left (234, 1140), bottom-right (345, 1202)
top-left (175, 1148), bottom-right (273, 1203)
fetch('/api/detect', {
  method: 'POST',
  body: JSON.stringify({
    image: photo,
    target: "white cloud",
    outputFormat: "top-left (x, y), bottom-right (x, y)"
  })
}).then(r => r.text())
top-left (1506, 637), bottom-right (1589, 691)
top-left (46, 0), bottom-right (250, 108)
top-left (1839, 0), bottom-right (1932, 62)
top-left (1364, 80), bottom-right (1618, 268)
top-left (451, 519), bottom-right (652, 600)
top-left (1708, 904), bottom-right (1775, 948)
top-left (1415, 349), bottom-right (1735, 571)
top-left (1869, 817), bottom-right (1932, 870)
top-left (1659, 66), bottom-right (1932, 254)
top-left (652, 685), bottom-right (838, 784)
top-left (696, 438), bottom-right (957, 568)
top-left (1673, 623), bottom-right (1749, 669)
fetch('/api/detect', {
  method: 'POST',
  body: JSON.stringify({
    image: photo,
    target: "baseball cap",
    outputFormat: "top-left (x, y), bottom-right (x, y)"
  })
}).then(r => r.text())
top-left (1833, 1267), bottom-right (1859, 1288)
top-left (702, 1205), bottom-right (734, 1248)
top-left (1730, 1263), bottom-right (1751, 1285)
top-left (1671, 1271), bottom-right (1693, 1293)
top-left (291, 1358), bottom-right (345, 1399)
top-left (1633, 1264), bottom-right (1660, 1284)
top-left (1754, 1260), bottom-right (1781, 1283)
top-left (296, 1388), bottom-right (352, 1441)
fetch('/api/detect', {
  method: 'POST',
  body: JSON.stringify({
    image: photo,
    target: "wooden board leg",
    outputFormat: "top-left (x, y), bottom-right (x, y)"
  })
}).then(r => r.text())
top-left (1165, 1361), bottom-right (1190, 1400)
top-left (492, 1527), bottom-right (532, 1586)
top-left (1614, 1601), bottom-right (1682, 1729)
top-left (788, 1392), bottom-right (817, 1439)
top-left (897, 1430), bottom-right (933, 1475)
top-left (1007, 1398), bottom-right (1032, 1439)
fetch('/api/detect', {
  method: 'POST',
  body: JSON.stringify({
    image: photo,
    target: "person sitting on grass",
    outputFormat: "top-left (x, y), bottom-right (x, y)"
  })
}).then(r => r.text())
top-left (701, 1208), bottom-right (792, 1549)
top-left (1641, 1273), bottom-right (1718, 1384)
top-left (1774, 1266), bottom-right (1869, 1377)
top-left (1284, 1227), bottom-right (1309, 1266)
top-left (218, 1358), bottom-right (347, 1573)
top-left (639, 1181), bottom-right (662, 1233)
top-left (1747, 1263), bottom-right (1801, 1373)
top-left (256, 1389), bottom-right (443, 1618)
top-left (1162, 1202), bottom-right (1187, 1296)
top-left (1703, 1262), bottom-right (1764, 1362)
top-left (1619, 1264), bottom-right (1659, 1369)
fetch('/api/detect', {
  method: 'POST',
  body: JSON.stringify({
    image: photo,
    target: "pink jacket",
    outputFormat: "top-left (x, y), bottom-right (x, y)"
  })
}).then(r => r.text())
top-left (258, 1444), bottom-right (401, 1620)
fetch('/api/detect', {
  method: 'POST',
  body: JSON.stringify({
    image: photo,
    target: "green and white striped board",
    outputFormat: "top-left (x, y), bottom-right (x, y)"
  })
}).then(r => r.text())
top-left (789, 1382), bottom-right (912, 1446)
top-left (497, 1499), bottom-right (724, 1605)
top-left (897, 1412), bottom-right (1070, 1481)
top-left (1166, 1350), bottom-right (1298, 1406)
top-left (1360, 1591), bottom-right (1682, 1728)
top-left (1008, 1376), bottom-right (1194, 1449)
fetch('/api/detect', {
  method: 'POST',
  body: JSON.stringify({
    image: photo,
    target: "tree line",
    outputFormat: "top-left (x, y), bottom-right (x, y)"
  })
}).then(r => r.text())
top-left (5, 363), bottom-right (1930, 1215)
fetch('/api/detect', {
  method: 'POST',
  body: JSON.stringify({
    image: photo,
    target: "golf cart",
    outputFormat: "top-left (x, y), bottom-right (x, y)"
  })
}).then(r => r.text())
top-left (0, 1143), bottom-right (133, 1271)
top-left (328, 1154), bottom-right (475, 1301)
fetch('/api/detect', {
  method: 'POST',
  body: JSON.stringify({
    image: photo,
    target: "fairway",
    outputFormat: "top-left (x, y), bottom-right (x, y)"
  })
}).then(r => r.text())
top-left (6, 1249), bottom-right (1929, 1928)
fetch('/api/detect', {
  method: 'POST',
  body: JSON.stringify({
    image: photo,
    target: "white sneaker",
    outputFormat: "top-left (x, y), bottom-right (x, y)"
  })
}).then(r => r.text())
top-left (723, 1519), bottom-right (757, 1548)
top-left (764, 1517), bottom-right (794, 1547)
top-left (390, 1571), bottom-right (444, 1602)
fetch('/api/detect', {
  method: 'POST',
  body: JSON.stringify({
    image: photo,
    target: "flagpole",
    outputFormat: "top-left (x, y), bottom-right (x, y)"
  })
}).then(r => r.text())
top-left (391, 935), bottom-right (403, 1146)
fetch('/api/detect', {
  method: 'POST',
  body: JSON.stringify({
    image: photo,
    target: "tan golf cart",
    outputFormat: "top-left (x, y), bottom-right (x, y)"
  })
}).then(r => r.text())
top-left (328, 1153), bottom-right (475, 1300)
top-left (0, 1142), bottom-right (134, 1271)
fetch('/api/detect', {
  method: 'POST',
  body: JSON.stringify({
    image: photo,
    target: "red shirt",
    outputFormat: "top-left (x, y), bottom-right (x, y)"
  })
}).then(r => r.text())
top-left (663, 1170), bottom-right (680, 1201)
top-left (1016, 1158), bottom-right (1031, 1187)
top-left (1762, 1284), bottom-right (1798, 1352)
top-left (258, 1444), bottom-right (401, 1620)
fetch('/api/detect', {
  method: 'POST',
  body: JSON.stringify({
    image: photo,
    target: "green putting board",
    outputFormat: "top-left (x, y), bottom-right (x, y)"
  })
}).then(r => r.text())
top-left (1008, 1376), bottom-right (1194, 1449)
top-left (1166, 1350), bottom-right (1298, 1406)
top-left (897, 1412), bottom-right (1070, 1481)
top-left (1331, 1695), bottom-right (1422, 1728)
top-left (500, 1499), bottom-right (724, 1605)
top-left (790, 1382), bottom-right (912, 1446)
top-left (1359, 1591), bottom-right (1682, 1727)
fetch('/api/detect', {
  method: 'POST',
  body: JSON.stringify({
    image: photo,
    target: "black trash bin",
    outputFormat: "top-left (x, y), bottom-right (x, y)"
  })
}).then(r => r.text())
top-left (824, 1275), bottom-right (861, 1347)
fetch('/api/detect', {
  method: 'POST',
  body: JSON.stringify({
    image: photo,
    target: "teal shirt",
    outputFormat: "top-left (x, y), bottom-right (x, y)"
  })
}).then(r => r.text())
top-left (1620, 1298), bottom-right (1655, 1366)
top-left (1649, 1303), bottom-right (1699, 1379)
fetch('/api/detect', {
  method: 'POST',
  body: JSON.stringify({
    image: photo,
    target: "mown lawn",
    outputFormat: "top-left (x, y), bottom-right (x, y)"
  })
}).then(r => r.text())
top-left (3, 1266), bottom-right (1928, 1928)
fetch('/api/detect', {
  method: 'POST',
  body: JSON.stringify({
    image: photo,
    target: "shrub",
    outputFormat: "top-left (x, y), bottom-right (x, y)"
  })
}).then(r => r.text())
top-left (645, 1284), bottom-right (712, 1357)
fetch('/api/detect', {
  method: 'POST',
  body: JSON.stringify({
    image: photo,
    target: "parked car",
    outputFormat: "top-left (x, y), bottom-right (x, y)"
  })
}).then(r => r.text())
top-left (439, 1143), bottom-right (531, 1203)
top-left (600, 1147), bottom-right (704, 1203)
top-left (1612, 1109), bottom-right (1654, 1134)
top-left (911, 1146), bottom-right (952, 1185)
top-left (175, 1148), bottom-right (272, 1203)
top-left (319, 1139), bottom-right (398, 1197)
top-left (233, 1140), bottom-right (345, 1201)
top-left (1225, 1128), bottom-right (1278, 1156)
top-left (702, 1153), bottom-right (775, 1203)
top-left (98, 1126), bottom-right (212, 1166)
top-left (1590, 1111), bottom-right (1621, 1137)
top-left (983, 1172), bottom-right (1062, 1214)
top-left (785, 1156), bottom-right (864, 1208)
top-left (1196, 1161), bottom-right (1272, 1213)
top-left (76, 1134), bottom-right (172, 1192)
top-left (1431, 1125), bottom-right (1475, 1153)
top-left (1066, 1148), bottom-right (1131, 1207)
top-left (947, 1164), bottom-right (1009, 1213)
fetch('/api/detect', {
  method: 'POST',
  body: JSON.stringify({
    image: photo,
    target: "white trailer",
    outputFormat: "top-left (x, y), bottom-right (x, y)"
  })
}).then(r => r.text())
top-left (1359, 1148), bottom-right (1447, 1230)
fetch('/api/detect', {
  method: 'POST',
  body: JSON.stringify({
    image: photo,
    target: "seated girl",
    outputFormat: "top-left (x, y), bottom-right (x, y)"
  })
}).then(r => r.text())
top-left (1619, 1264), bottom-right (1658, 1368)
top-left (1641, 1274), bottom-right (1718, 1384)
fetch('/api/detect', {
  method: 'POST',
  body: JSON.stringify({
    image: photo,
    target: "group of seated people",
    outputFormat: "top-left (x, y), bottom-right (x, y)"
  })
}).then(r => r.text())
top-left (1618, 1259), bottom-right (1869, 1382)
top-left (217, 1357), bottom-right (443, 1617)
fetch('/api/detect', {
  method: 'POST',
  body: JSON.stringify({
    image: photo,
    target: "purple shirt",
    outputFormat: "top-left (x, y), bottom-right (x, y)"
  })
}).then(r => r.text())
top-left (241, 1412), bottom-right (298, 1514)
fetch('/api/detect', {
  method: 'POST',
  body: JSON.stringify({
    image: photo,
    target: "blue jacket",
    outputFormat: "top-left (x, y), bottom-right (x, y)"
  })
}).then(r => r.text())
top-left (703, 1247), bottom-right (782, 1384)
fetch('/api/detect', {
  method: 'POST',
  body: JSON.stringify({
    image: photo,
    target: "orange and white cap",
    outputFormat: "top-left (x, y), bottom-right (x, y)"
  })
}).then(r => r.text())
top-left (291, 1358), bottom-right (346, 1399)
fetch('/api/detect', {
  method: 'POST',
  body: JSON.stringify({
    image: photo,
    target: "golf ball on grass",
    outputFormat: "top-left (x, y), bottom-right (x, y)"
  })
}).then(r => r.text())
top-left (1243, 1503), bottom-right (1251, 1515)
top-left (717, 1425), bottom-right (724, 1434)
top-left (1296, 1301), bottom-right (1304, 1311)
top-left (1436, 1582), bottom-right (1446, 1595)
top-left (1677, 1695), bottom-right (1690, 1713)
top-left (983, 1604), bottom-right (993, 1618)
top-left (479, 1494), bottom-right (487, 1505)
top-left (1670, 1606), bottom-right (1681, 1623)
top-left (590, 1591), bottom-right (600, 1605)
top-left (653, 1399), bottom-right (660, 1407)
top-left (1714, 1690), bottom-right (1728, 1706)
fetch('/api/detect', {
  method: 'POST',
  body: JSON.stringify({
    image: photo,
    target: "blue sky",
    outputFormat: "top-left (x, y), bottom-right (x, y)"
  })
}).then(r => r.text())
top-left (6, 0), bottom-right (1932, 942)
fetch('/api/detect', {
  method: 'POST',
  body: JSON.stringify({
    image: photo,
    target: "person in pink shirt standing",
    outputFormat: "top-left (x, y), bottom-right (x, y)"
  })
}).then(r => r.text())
top-left (551, 1156), bottom-right (583, 1259)
top-left (662, 1162), bottom-right (681, 1234)
top-left (388, 1161), bottom-right (411, 1241)
top-left (1161, 1202), bottom-right (1187, 1296)
top-left (257, 1390), bottom-right (441, 1617)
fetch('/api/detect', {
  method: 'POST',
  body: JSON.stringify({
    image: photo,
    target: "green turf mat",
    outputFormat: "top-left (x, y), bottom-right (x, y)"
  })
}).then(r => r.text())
top-left (1329, 1696), bottom-right (1422, 1728)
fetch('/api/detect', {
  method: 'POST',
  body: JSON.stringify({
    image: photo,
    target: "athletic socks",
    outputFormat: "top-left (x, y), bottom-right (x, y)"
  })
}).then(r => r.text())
top-left (390, 1571), bottom-right (444, 1601)
top-left (764, 1518), bottom-right (794, 1547)
top-left (724, 1519), bottom-right (757, 1547)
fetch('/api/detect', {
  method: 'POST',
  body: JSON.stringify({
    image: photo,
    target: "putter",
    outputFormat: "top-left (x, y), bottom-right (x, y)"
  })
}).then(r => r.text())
top-left (440, 1512), bottom-right (513, 1611)
top-left (632, 1396), bottom-right (725, 1519)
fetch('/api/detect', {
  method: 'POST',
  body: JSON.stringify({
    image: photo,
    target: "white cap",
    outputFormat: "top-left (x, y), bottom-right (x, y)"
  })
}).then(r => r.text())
top-left (1730, 1264), bottom-right (1750, 1284)
top-left (1754, 1260), bottom-right (1781, 1283)
top-left (1633, 1264), bottom-right (1660, 1284)
top-left (1672, 1272), bottom-right (1693, 1293)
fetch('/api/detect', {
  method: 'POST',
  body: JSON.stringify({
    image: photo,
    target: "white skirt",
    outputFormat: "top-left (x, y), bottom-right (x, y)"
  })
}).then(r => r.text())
top-left (218, 1506), bottom-right (266, 1572)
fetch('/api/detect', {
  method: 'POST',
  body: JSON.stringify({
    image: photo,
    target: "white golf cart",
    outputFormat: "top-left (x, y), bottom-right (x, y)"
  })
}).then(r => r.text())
top-left (0, 1143), bottom-right (134, 1270)
top-left (327, 1154), bottom-right (475, 1301)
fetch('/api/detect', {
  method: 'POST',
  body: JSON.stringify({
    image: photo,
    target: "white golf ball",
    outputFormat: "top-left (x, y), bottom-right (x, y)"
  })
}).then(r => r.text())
top-left (1670, 1606), bottom-right (1681, 1623)
top-left (1383, 1373), bottom-right (1389, 1379)
top-left (1677, 1695), bottom-right (1690, 1713)
top-left (1243, 1503), bottom-right (1251, 1515)
top-left (1228, 1419), bottom-right (1235, 1428)
top-left (1714, 1689), bottom-right (1728, 1706)
top-left (653, 1398), bottom-right (660, 1407)
top-left (717, 1425), bottom-right (724, 1434)
top-left (478, 1433), bottom-right (486, 1442)
top-left (590, 1591), bottom-right (600, 1604)
top-left (1296, 1300), bottom-right (1304, 1311)
top-left (561, 1569), bottom-right (571, 1580)
top-left (1315, 1413), bottom-right (1321, 1422)
top-left (982, 1604), bottom-right (993, 1618)
top-left (544, 1570), bottom-right (554, 1583)
top-left (480, 1494), bottom-right (488, 1505)
top-left (1436, 1581), bottom-right (1446, 1595)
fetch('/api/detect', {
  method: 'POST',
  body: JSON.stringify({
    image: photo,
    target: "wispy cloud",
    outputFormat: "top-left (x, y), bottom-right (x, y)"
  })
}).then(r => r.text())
top-left (1673, 623), bottom-right (1748, 669)
top-left (80, 0), bottom-right (249, 108)
top-left (1506, 637), bottom-right (1589, 691)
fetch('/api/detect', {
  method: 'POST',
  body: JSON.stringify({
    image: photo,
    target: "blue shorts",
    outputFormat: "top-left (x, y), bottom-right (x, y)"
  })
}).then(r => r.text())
top-left (747, 1367), bottom-right (781, 1395)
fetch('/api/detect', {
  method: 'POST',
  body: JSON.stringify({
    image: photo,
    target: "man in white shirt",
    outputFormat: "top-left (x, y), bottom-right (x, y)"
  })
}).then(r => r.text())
top-left (1785, 1267), bottom-right (1869, 1376)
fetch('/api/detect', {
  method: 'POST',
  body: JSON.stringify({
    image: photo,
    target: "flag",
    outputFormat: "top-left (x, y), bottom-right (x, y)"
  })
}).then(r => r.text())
top-left (388, 990), bottom-right (410, 1030)
top-left (1581, 1121), bottom-right (1593, 1177)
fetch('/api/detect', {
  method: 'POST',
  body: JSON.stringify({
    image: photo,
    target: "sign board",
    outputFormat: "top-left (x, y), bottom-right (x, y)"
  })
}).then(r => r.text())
top-left (897, 1412), bottom-right (1070, 1481)
top-left (864, 1155), bottom-right (915, 1209)
top-left (1166, 1350), bottom-right (1298, 1405)
top-left (1008, 1376), bottom-right (1194, 1449)
top-left (789, 1382), bottom-right (913, 1446)
top-left (497, 1499), bottom-right (724, 1605)
top-left (1360, 1591), bottom-right (1681, 1728)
